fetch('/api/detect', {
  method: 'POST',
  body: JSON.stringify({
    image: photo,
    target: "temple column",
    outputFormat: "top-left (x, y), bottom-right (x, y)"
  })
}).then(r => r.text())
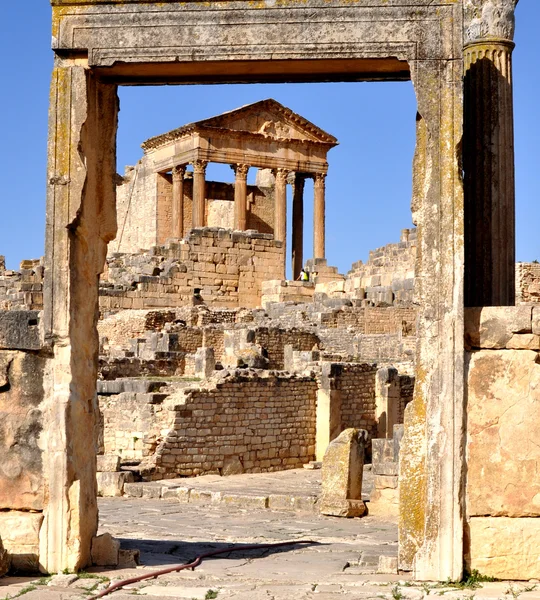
top-left (313, 172), bottom-right (326, 260)
top-left (273, 168), bottom-right (289, 279)
top-left (463, 1), bottom-right (517, 306)
top-left (233, 163), bottom-right (250, 230)
top-left (192, 160), bottom-right (208, 228)
top-left (292, 173), bottom-right (306, 280)
top-left (172, 165), bottom-right (186, 238)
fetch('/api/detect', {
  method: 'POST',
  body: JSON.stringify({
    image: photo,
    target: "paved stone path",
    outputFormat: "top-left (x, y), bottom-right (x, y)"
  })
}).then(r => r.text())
top-left (0, 499), bottom-right (539, 600)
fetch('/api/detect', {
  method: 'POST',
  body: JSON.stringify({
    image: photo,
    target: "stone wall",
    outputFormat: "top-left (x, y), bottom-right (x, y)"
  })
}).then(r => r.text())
top-left (345, 228), bottom-right (416, 305)
top-left (338, 364), bottom-right (378, 439)
top-left (100, 371), bottom-right (318, 479)
top-left (101, 228), bottom-right (284, 310)
top-left (516, 262), bottom-right (540, 303)
top-left (0, 259), bottom-right (44, 312)
top-left (0, 311), bottom-right (46, 572)
top-left (464, 306), bottom-right (540, 580)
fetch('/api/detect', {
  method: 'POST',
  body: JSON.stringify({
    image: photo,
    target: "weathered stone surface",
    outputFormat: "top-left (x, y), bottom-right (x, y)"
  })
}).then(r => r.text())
top-left (0, 536), bottom-right (11, 577)
top-left (464, 306), bottom-right (533, 349)
top-left (320, 428), bottom-right (367, 518)
top-left (467, 517), bottom-right (540, 580)
top-left (369, 488), bottom-right (399, 519)
top-left (91, 533), bottom-right (120, 567)
top-left (506, 333), bottom-right (540, 350)
top-left (194, 347), bottom-right (215, 379)
top-left (0, 351), bottom-right (45, 510)
top-left (467, 350), bottom-right (540, 517)
top-left (118, 548), bottom-right (140, 568)
top-left (97, 472), bottom-right (134, 497)
top-left (97, 455), bottom-right (121, 473)
top-left (222, 456), bottom-right (244, 476)
top-left (377, 555), bottom-right (398, 575)
top-left (0, 512), bottom-right (43, 573)
top-left (0, 311), bottom-right (41, 351)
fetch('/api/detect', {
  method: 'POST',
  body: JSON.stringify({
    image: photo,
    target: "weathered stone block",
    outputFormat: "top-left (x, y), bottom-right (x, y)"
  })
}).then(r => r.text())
top-left (97, 471), bottom-right (134, 497)
top-left (0, 512), bottom-right (43, 573)
top-left (320, 428), bottom-right (367, 518)
top-left (0, 311), bottom-right (41, 351)
top-left (91, 533), bottom-right (120, 567)
top-left (467, 350), bottom-right (540, 517)
top-left (467, 517), bottom-right (540, 580)
top-left (465, 306), bottom-right (533, 349)
top-left (97, 454), bottom-right (121, 472)
top-left (369, 487), bottom-right (399, 519)
top-left (0, 351), bottom-right (45, 510)
top-left (222, 456), bottom-right (244, 476)
top-left (533, 307), bottom-right (540, 336)
top-left (377, 556), bottom-right (398, 575)
top-left (118, 548), bottom-right (140, 568)
top-left (0, 537), bottom-right (11, 577)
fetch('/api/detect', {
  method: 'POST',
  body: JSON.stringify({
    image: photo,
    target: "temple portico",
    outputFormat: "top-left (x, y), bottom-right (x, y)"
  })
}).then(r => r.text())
top-left (122, 99), bottom-right (338, 279)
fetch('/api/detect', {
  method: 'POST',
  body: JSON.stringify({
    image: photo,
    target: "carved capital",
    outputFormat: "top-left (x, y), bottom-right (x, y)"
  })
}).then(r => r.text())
top-left (464, 0), bottom-right (518, 45)
top-left (172, 165), bottom-right (186, 181)
top-left (192, 160), bottom-right (208, 175)
top-left (273, 168), bottom-right (290, 184)
top-left (314, 173), bottom-right (326, 189)
top-left (232, 163), bottom-right (250, 180)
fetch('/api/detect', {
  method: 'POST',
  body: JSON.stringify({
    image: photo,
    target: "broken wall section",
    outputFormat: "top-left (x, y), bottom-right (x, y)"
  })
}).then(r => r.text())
top-left (464, 306), bottom-right (540, 580)
top-left (0, 311), bottom-right (47, 573)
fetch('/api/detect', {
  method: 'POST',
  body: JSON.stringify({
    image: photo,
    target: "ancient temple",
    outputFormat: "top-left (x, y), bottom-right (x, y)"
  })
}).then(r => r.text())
top-left (113, 99), bottom-right (338, 279)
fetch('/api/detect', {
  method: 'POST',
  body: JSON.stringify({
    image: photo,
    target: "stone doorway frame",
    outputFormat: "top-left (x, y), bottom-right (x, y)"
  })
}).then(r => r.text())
top-left (44, 0), bottom-right (464, 581)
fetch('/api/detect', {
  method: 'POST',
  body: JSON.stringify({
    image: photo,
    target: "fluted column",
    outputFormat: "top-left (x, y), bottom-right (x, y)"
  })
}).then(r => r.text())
top-left (172, 165), bottom-right (186, 238)
top-left (313, 173), bottom-right (326, 260)
top-left (463, 0), bottom-right (518, 306)
top-left (273, 168), bottom-right (289, 279)
top-left (233, 163), bottom-right (250, 230)
top-left (292, 173), bottom-right (306, 280)
top-left (192, 160), bottom-right (208, 228)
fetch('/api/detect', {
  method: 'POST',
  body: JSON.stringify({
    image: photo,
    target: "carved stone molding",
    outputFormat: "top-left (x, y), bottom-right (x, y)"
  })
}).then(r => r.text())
top-left (273, 168), bottom-right (290, 183)
top-left (464, 0), bottom-right (518, 45)
top-left (192, 160), bottom-right (208, 175)
top-left (314, 172), bottom-right (326, 189)
top-left (232, 164), bottom-right (250, 180)
top-left (172, 165), bottom-right (186, 180)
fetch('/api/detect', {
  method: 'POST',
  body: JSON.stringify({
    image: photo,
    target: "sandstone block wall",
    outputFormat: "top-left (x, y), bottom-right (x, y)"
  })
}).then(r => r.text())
top-left (151, 371), bottom-right (317, 478)
top-left (516, 262), bottom-right (540, 303)
top-left (338, 364), bottom-right (378, 439)
top-left (101, 228), bottom-right (285, 310)
top-left (0, 259), bottom-right (43, 312)
top-left (464, 306), bottom-right (540, 580)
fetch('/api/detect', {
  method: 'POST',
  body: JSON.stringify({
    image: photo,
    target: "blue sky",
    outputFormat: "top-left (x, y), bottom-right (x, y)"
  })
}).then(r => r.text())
top-left (1, 2), bottom-right (538, 273)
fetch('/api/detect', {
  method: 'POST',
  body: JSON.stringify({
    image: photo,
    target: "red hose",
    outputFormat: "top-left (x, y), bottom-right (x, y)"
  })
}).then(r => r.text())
top-left (91, 540), bottom-right (315, 599)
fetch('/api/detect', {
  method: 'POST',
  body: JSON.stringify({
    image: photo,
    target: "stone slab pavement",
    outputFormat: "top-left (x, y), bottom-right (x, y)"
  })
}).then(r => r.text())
top-left (1, 499), bottom-right (539, 600)
top-left (123, 466), bottom-right (374, 514)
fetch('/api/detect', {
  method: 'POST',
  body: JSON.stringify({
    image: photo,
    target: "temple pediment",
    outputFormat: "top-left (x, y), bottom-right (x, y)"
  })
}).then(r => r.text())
top-left (142, 99), bottom-right (338, 151)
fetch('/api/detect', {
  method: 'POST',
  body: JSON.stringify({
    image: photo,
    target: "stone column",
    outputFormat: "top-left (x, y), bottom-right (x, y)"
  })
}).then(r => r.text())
top-left (292, 173), bottom-right (306, 280)
top-left (192, 160), bottom-right (208, 228)
top-left (316, 363), bottom-right (342, 462)
top-left (171, 165), bottom-right (185, 238)
top-left (313, 173), bottom-right (326, 260)
top-left (43, 63), bottom-right (119, 573)
top-left (273, 168), bottom-right (289, 278)
top-left (233, 163), bottom-right (250, 230)
top-left (463, 0), bottom-right (518, 307)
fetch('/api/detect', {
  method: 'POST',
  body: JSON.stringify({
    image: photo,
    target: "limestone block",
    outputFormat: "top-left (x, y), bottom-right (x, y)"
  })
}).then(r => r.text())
top-left (91, 533), bottom-right (120, 567)
top-left (506, 333), bottom-right (540, 350)
top-left (222, 456), bottom-right (244, 476)
top-left (194, 347), bottom-right (215, 379)
top-left (0, 537), bottom-right (11, 577)
top-left (320, 428), bottom-right (367, 518)
top-left (377, 556), bottom-right (398, 574)
top-left (368, 487), bottom-right (399, 518)
top-left (97, 454), bottom-right (121, 472)
top-left (0, 351), bottom-right (45, 511)
top-left (118, 548), bottom-right (140, 568)
top-left (0, 311), bottom-right (41, 351)
top-left (97, 471), bottom-right (134, 497)
top-left (467, 350), bottom-right (540, 517)
top-left (467, 517), bottom-right (540, 580)
top-left (465, 306), bottom-right (533, 349)
top-left (533, 307), bottom-right (540, 336)
top-left (374, 475), bottom-right (398, 489)
top-left (0, 512), bottom-right (43, 573)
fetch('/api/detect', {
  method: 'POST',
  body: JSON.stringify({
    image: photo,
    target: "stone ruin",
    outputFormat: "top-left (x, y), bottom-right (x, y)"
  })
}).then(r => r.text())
top-left (0, 0), bottom-right (538, 585)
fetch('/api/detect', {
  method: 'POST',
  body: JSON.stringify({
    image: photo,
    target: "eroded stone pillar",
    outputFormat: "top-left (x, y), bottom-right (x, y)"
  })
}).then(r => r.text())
top-left (463, 0), bottom-right (518, 307)
top-left (192, 160), bottom-right (208, 228)
top-left (233, 164), bottom-right (250, 230)
top-left (316, 363), bottom-right (342, 461)
top-left (313, 173), bottom-right (326, 260)
top-left (292, 173), bottom-right (305, 281)
top-left (43, 61), bottom-right (118, 573)
top-left (273, 168), bottom-right (289, 278)
top-left (172, 165), bottom-right (186, 238)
